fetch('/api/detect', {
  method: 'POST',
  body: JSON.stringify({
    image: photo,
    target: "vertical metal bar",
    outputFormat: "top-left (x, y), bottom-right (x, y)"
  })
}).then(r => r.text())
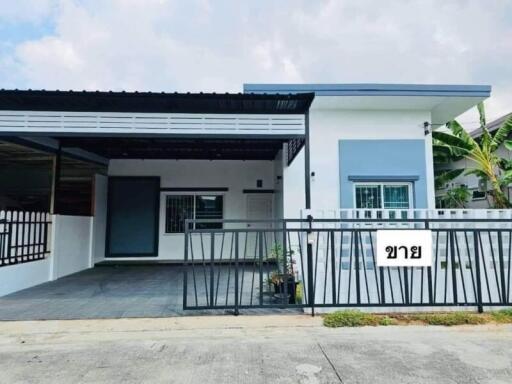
top-left (304, 111), bottom-right (311, 210)
top-left (306, 216), bottom-right (315, 315)
top-left (259, 231), bottom-right (264, 306)
top-left (210, 232), bottom-right (215, 309)
top-left (183, 220), bottom-right (189, 310)
top-left (330, 231), bottom-right (336, 305)
top-left (403, 268), bottom-right (410, 305)
top-left (497, 231), bottom-right (507, 304)
top-left (354, 230), bottom-right (361, 305)
top-left (473, 231), bottom-right (483, 313)
top-left (234, 232), bottom-right (239, 316)
top-left (449, 231), bottom-right (458, 304)
top-left (282, 221), bottom-right (288, 306)
top-left (426, 222), bottom-right (434, 305)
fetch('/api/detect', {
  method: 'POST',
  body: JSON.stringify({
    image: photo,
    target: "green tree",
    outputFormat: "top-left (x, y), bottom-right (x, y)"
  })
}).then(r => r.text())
top-left (433, 103), bottom-right (512, 208)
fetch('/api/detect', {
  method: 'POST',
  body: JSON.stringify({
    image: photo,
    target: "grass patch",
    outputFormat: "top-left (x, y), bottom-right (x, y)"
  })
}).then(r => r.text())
top-left (407, 312), bottom-right (486, 326)
top-left (323, 310), bottom-right (380, 327)
top-left (323, 309), bottom-right (512, 327)
top-left (489, 309), bottom-right (512, 323)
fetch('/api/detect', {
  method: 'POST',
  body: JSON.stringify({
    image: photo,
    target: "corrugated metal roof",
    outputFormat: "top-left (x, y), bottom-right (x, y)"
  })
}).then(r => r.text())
top-left (0, 89), bottom-right (314, 114)
top-left (470, 112), bottom-right (512, 138)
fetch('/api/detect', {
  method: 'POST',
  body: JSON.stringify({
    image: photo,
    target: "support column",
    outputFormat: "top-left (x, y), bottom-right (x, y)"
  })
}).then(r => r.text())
top-left (50, 143), bottom-right (62, 214)
top-left (304, 111), bottom-right (311, 210)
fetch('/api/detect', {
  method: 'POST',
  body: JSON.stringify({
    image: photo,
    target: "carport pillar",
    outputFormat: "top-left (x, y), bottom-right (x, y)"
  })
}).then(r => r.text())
top-left (304, 111), bottom-right (311, 210)
top-left (50, 143), bottom-right (62, 214)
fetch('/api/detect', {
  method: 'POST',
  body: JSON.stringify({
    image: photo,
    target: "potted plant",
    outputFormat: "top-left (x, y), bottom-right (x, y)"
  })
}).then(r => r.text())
top-left (266, 243), bottom-right (300, 304)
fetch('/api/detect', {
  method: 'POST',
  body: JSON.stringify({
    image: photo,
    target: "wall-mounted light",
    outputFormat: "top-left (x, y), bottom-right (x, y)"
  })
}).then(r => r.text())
top-left (423, 121), bottom-right (431, 136)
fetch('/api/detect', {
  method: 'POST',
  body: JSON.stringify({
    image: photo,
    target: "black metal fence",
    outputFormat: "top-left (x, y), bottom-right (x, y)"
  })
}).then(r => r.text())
top-left (183, 218), bottom-right (512, 314)
top-left (0, 211), bottom-right (52, 267)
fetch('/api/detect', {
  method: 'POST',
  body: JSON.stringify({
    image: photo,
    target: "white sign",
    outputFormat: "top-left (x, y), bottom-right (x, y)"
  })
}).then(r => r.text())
top-left (376, 230), bottom-right (432, 267)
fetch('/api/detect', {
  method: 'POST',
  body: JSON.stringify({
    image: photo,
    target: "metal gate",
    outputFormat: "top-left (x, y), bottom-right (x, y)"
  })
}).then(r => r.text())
top-left (183, 217), bottom-right (512, 314)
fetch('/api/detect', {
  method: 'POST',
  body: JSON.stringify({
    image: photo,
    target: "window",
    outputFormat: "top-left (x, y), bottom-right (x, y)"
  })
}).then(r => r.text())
top-left (472, 190), bottom-right (486, 201)
top-left (354, 183), bottom-right (412, 209)
top-left (165, 194), bottom-right (223, 233)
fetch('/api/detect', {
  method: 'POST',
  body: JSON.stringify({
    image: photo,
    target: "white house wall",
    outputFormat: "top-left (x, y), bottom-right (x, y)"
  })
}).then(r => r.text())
top-left (283, 108), bottom-right (434, 218)
top-left (107, 159), bottom-right (279, 260)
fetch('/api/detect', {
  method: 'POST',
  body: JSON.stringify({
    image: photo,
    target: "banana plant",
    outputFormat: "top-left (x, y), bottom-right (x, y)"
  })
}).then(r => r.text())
top-left (432, 102), bottom-right (512, 208)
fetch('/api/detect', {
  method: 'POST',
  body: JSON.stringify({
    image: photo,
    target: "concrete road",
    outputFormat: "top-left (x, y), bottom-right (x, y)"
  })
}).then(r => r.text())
top-left (0, 316), bottom-right (511, 383)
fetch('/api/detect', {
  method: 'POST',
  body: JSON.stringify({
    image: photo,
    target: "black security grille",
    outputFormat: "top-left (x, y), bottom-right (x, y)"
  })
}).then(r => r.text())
top-left (0, 211), bottom-right (51, 267)
top-left (183, 218), bottom-right (512, 314)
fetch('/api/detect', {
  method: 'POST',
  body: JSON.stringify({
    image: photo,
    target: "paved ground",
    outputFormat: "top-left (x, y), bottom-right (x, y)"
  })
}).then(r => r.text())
top-left (0, 316), bottom-right (511, 383)
top-left (0, 265), bottom-right (296, 320)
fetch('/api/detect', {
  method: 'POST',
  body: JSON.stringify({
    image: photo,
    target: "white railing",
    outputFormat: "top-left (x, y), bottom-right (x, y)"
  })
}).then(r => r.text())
top-left (0, 110), bottom-right (305, 136)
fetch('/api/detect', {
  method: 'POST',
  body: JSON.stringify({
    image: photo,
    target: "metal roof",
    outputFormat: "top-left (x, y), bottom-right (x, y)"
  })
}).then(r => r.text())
top-left (244, 83), bottom-right (491, 97)
top-left (0, 89), bottom-right (314, 114)
top-left (470, 112), bottom-right (512, 138)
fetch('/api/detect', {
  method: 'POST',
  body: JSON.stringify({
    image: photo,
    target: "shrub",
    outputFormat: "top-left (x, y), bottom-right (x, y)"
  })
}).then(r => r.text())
top-left (323, 310), bottom-right (379, 327)
top-left (378, 316), bottom-right (397, 326)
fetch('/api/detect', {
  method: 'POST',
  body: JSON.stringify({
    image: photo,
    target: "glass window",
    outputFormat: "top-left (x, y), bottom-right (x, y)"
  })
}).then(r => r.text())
top-left (355, 185), bottom-right (381, 208)
top-left (195, 195), bottom-right (223, 229)
top-left (165, 195), bottom-right (194, 233)
top-left (355, 183), bottom-right (411, 209)
top-left (383, 185), bottom-right (410, 208)
top-left (165, 194), bottom-right (223, 233)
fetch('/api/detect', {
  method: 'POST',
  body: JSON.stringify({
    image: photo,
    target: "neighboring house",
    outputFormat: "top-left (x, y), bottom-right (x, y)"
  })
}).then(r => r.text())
top-left (0, 84), bottom-right (494, 300)
top-left (436, 112), bottom-right (512, 208)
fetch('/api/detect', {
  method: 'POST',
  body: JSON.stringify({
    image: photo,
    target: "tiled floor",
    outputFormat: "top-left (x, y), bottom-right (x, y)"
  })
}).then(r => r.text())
top-left (0, 265), bottom-right (300, 320)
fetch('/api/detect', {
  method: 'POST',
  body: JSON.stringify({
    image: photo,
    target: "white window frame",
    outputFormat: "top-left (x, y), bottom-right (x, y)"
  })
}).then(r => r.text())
top-left (161, 191), bottom-right (225, 234)
top-left (353, 182), bottom-right (413, 209)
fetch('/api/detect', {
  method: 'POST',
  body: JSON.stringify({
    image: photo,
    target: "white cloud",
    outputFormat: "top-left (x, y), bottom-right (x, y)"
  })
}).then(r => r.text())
top-left (2, 0), bottom-right (512, 121)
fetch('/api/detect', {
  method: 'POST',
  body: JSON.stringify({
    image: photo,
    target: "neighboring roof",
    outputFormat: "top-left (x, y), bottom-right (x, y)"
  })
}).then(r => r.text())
top-left (0, 89), bottom-right (314, 114)
top-left (470, 112), bottom-right (512, 138)
top-left (243, 83), bottom-right (491, 97)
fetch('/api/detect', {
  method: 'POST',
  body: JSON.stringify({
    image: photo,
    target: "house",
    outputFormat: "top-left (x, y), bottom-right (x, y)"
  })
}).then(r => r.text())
top-left (3, 83), bottom-right (509, 317)
top-left (436, 112), bottom-right (512, 208)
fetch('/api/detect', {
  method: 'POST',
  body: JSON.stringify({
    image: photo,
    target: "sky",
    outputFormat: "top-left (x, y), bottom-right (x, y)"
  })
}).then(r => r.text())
top-left (0, 0), bottom-right (511, 129)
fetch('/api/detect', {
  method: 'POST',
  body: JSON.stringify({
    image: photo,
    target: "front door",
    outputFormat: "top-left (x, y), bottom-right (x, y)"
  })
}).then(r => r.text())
top-left (106, 177), bottom-right (160, 257)
top-left (245, 194), bottom-right (273, 258)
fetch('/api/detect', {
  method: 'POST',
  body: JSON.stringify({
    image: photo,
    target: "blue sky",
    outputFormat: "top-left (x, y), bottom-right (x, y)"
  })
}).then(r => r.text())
top-left (1, 0), bottom-right (511, 128)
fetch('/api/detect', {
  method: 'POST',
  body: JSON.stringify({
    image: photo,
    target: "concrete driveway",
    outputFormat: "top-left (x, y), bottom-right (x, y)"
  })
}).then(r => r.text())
top-left (1, 316), bottom-right (511, 383)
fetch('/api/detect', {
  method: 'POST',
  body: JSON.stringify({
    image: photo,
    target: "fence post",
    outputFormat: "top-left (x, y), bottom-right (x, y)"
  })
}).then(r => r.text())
top-left (354, 229), bottom-right (361, 305)
top-left (306, 215), bottom-right (315, 316)
top-left (183, 220), bottom-right (189, 310)
top-left (282, 221), bottom-right (288, 307)
top-left (449, 230), bottom-right (458, 304)
top-left (473, 231), bottom-right (484, 313)
top-left (330, 230), bottom-right (336, 305)
top-left (259, 231), bottom-right (264, 306)
top-left (426, 220), bottom-right (434, 305)
top-left (497, 231), bottom-right (507, 304)
top-left (234, 232), bottom-right (239, 316)
top-left (210, 232), bottom-right (215, 308)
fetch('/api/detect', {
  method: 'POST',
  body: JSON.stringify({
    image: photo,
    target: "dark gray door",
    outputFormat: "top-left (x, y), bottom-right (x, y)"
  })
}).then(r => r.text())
top-left (106, 177), bottom-right (160, 257)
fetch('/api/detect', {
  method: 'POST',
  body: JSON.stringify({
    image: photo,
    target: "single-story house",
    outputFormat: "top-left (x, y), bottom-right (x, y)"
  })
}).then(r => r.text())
top-left (2, 83), bottom-right (509, 318)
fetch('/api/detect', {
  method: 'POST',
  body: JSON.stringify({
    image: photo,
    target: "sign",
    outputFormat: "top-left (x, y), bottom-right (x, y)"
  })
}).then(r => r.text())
top-left (376, 230), bottom-right (432, 267)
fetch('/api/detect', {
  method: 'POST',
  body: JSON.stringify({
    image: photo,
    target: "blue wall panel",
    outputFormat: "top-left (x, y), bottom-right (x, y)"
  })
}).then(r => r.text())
top-left (339, 139), bottom-right (428, 208)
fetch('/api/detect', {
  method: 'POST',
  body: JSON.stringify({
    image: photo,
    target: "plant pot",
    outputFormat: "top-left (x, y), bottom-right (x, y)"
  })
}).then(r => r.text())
top-left (272, 275), bottom-right (297, 304)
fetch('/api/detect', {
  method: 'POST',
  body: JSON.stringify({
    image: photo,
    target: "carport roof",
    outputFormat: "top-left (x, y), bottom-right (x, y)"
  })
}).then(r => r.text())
top-left (0, 89), bottom-right (314, 114)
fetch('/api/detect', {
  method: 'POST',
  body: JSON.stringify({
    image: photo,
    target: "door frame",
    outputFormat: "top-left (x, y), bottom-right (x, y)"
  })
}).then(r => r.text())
top-left (105, 176), bottom-right (161, 258)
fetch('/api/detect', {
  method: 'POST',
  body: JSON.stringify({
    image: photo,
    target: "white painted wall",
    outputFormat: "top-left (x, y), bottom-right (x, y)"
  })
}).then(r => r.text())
top-left (284, 108), bottom-right (434, 218)
top-left (108, 159), bottom-right (280, 260)
top-left (0, 258), bottom-right (52, 297)
top-left (0, 213), bottom-right (94, 297)
top-left (50, 215), bottom-right (93, 279)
